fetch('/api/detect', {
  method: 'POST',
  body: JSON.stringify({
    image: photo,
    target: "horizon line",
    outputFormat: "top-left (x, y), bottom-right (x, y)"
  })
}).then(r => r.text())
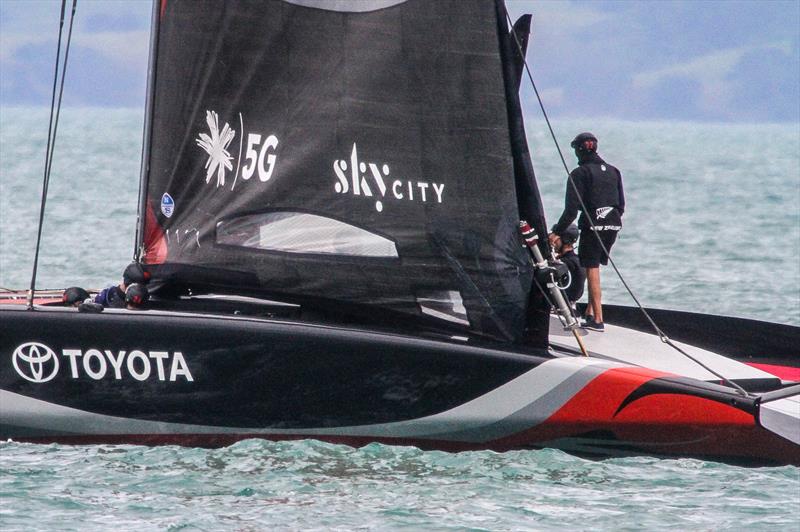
top-left (1, 104), bottom-right (798, 129)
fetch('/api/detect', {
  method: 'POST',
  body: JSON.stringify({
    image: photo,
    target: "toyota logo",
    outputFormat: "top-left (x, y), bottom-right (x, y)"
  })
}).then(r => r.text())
top-left (12, 342), bottom-right (59, 383)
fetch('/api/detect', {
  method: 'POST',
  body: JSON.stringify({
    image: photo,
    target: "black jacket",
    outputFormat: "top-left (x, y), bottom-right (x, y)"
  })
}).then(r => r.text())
top-left (94, 285), bottom-right (126, 308)
top-left (553, 152), bottom-right (625, 234)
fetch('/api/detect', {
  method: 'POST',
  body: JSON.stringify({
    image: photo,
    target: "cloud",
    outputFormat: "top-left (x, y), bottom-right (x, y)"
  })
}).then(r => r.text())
top-left (1, 30), bottom-right (148, 65)
top-left (507, 0), bottom-right (612, 34)
top-left (632, 42), bottom-right (792, 90)
top-left (72, 31), bottom-right (150, 67)
top-left (630, 42), bottom-right (794, 116)
top-left (507, 0), bottom-right (617, 60)
top-left (537, 87), bottom-right (564, 107)
top-left (0, 0), bottom-right (151, 69)
top-left (0, 33), bottom-right (51, 62)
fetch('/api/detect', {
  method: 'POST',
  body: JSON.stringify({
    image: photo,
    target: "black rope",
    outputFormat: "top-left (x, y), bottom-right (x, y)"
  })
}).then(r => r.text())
top-left (530, 266), bottom-right (554, 308)
top-left (27, 0), bottom-right (77, 309)
top-left (503, 8), bottom-right (750, 397)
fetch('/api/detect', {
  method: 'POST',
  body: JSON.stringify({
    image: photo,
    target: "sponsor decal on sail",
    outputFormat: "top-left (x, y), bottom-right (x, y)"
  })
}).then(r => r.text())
top-left (11, 342), bottom-right (194, 383)
top-left (333, 143), bottom-right (445, 212)
top-left (160, 193), bottom-right (175, 218)
top-left (196, 110), bottom-right (279, 191)
top-left (196, 110), bottom-right (236, 187)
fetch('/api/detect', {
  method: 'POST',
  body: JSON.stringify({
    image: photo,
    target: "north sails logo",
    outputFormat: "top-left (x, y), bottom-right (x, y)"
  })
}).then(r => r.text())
top-left (13, 342), bottom-right (59, 383)
top-left (333, 143), bottom-right (445, 212)
top-left (11, 343), bottom-right (194, 383)
top-left (161, 193), bottom-right (175, 218)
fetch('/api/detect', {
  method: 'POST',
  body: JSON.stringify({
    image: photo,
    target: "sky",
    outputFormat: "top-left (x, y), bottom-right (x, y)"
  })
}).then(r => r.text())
top-left (0, 0), bottom-right (798, 123)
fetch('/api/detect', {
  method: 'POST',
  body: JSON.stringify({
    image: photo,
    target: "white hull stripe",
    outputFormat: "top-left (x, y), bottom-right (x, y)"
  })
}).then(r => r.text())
top-left (0, 358), bottom-right (621, 441)
top-left (759, 395), bottom-right (800, 445)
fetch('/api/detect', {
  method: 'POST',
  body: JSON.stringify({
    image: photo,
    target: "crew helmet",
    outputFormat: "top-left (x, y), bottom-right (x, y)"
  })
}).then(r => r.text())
top-left (123, 262), bottom-right (150, 287)
top-left (570, 132), bottom-right (598, 152)
top-left (63, 286), bottom-right (90, 306)
top-left (552, 223), bottom-right (579, 246)
top-left (125, 283), bottom-right (149, 308)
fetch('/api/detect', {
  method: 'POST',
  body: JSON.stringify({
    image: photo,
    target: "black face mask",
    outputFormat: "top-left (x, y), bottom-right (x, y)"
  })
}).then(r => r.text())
top-left (576, 149), bottom-right (602, 164)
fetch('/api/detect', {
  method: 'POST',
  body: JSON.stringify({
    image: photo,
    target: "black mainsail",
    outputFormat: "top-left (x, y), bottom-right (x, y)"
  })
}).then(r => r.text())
top-left (138, 0), bottom-right (549, 342)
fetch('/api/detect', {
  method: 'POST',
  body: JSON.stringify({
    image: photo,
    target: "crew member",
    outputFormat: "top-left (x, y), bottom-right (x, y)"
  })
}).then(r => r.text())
top-left (549, 132), bottom-right (624, 332)
top-left (125, 283), bottom-right (149, 310)
top-left (62, 286), bottom-right (90, 307)
top-left (95, 262), bottom-right (150, 308)
top-left (551, 224), bottom-right (585, 308)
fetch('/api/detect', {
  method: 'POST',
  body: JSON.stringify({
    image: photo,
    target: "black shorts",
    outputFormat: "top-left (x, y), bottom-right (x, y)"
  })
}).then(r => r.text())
top-left (578, 229), bottom-right (618, 267)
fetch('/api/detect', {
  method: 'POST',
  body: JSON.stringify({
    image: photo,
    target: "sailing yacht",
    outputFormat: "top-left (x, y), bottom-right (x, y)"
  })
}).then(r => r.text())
top-left (1, 0), bottom-right (797, 465)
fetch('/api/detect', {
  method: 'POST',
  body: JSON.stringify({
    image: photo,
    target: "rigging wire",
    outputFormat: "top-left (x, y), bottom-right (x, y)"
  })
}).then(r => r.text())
top-left (27, 0), bottom-right (78, 310)
top-left (502, 8), bottom-right (750, 397)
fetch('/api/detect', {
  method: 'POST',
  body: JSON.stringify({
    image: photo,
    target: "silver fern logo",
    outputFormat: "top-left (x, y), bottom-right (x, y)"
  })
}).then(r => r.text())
top-left (196, 110), bottom-right (236, 187)
top-left (596, 206), bottom-right (614, 220)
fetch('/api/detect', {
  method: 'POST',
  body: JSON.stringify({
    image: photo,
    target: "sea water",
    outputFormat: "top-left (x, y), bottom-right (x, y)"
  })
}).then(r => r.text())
top-left (2, 108), bottom-right (798, 324)
top-left (1, 440), bottom-right (798, 530)
top-left (1, 108), bottom-right (799, 530)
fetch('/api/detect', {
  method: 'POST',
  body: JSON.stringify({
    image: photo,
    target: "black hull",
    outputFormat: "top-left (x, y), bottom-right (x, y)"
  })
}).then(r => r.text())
top-left (1, 307), bottom-right (541, 429)
top-left (2, 306), bottom-right (799, 465)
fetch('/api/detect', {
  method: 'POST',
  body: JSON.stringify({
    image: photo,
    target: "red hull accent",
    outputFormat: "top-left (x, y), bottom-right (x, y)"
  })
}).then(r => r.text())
top-left (494, 367), bottom-right (800, 464)
top-left (746, 362), bottom-right (800, 382)
top-left (0, 293), bottom-right (62, 306)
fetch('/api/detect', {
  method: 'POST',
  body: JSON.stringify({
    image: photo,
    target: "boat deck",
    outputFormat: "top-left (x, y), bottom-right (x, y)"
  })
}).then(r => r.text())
top-left (3, 287), bottom-right (796, 386)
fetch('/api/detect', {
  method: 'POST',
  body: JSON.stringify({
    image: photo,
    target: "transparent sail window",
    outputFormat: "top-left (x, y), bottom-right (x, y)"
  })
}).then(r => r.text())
top-left (416, 290), bottom-right (469, 326)
top-left (216, 212), bottom-right (399, 258)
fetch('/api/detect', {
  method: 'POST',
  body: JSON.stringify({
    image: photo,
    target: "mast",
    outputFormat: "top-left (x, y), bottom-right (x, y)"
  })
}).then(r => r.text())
top-left (494, 1), bottom-right (551, 346)
top-left (133, 0), bottom-right (162, 261)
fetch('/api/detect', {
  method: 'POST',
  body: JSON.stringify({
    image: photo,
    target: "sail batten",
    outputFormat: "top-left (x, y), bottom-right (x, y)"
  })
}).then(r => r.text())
top-left (141, 0), bottom-right (542, 342)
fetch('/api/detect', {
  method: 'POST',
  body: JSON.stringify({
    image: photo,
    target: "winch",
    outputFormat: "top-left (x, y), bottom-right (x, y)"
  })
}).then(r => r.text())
top-left (520, 220), bottom-right (588, 356)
